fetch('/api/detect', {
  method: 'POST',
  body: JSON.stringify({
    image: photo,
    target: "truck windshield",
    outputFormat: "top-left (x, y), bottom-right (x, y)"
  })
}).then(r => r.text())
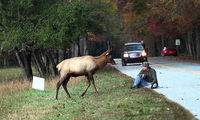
top-left (124, 44), bottom-right (144, 51)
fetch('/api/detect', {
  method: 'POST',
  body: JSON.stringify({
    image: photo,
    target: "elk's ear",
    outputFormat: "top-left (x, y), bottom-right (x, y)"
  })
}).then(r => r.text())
top-left (105, 49), bottom-right (112, 56)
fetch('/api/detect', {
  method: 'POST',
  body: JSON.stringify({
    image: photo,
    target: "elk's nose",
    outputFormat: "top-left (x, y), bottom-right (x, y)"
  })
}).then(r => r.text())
top-left (112, 60), bottom-right (116, 65)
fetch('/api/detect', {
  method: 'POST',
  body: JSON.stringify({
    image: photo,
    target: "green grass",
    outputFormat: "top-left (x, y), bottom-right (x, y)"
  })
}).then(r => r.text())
top-left (0, 67), bottom-right (22, 82)
top-left (0, 66), bottom-right (196, 120)
top-left (0, 67), bottom-right (40, 82)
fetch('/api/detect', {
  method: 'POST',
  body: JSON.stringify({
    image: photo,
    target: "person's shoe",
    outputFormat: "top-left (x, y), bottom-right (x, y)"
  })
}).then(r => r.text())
top-left (130, 86), bottom-right (138, 89)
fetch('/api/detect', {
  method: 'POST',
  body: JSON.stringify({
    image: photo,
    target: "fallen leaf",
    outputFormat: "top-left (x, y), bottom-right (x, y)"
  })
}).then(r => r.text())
top-left (52, 105), bottom-right (58, 109)
top-left (139, 101), bottom-right (143, 104)
top-left (73, 117), bottom-right (77, 120)
top-left (57, 113), bottom-right (61, 117)
top-left (117, 104), bottom-right (121, 108)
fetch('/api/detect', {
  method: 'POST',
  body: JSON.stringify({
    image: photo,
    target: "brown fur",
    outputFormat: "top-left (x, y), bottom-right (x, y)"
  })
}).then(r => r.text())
top-left (55, 49), bottom-right (115, 99)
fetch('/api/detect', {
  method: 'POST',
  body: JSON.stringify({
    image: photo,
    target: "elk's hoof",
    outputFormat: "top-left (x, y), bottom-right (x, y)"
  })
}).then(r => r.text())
top-left (95, 91), bottom-right (99, 95)
top-left (68, 96), bottom-right (71, 98)
top-left (55, 96), bottom-right (58, 100)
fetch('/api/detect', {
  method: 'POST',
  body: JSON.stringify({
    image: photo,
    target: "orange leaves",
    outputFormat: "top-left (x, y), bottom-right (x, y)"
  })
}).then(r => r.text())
top-left (88, 34), bottom-right (105, 42)
top-left (117, 0), bottom-right (128, 10)
top-left (114, 0), bottom-right (200, 38)
top-left (103, 0), bottom-right (119, 13)
top-left (123, 12), bottom-right (138, 28)
top-left (147, 17), bottom-right (165, 36)
top-left (123, 1), bottom-right (134, 11)
top-left (121, 1), bottom-right (146, 28)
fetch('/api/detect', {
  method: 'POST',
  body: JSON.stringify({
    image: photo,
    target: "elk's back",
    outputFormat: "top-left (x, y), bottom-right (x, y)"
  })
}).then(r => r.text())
top-left (57, 56), bottom-right (97, 75)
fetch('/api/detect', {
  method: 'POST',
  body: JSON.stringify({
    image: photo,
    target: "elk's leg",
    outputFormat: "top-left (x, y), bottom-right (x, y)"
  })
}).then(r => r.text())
top-left (55, 76), bottom-right (66, 99)
top-left (55, 80), bottom-right (62, 99)
top-left (62, 76), bottom-right (71, 98)
top-left (91, 75), bottom-right (99, 95)
top-left (81, 75), bottom-right (91, 96)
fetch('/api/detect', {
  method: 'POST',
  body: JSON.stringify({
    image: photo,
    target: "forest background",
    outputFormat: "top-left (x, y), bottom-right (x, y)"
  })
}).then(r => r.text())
top-left (1, 0), bottom-right (200, 81)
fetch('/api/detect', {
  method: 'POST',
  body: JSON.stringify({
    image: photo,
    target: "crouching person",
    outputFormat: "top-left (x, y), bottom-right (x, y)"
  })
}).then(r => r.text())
top-left (131, 62), bottom-right (158, 89)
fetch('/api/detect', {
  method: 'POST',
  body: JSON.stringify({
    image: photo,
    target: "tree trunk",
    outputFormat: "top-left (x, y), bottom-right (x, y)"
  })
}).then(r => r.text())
top-left (47, 53), bottom-right (58, 77)
top-left (58, 49), bottom-right (65, 63)
top-left (155, 39), bottom-right (162, 56)
top-left (32, 55), bottom-right (41, 76)
top-left (70, 43), bottom-right (79, 57)
top-left (107, 40), bottom-right (111, 50)
top-left (161, 35), bottom-right (165, 49)
top-left (84, 36), bottom-right (88, 55)
top-left (79, 36), bottom-right (88, 56)
top-left (15, 49), bottom-right (33, 82)
top-left (3, 57), bottom-right (7, 67)
top-left (186, 30), bottom-right (193, 57)
top-left (187, 29), bottom-right (196, 59)
top-left (195, 26), bottom-right (200, 59)
top-left (40, 53), bottom-right (50, 75)
top-left (149, 41), bottom-right (156, 56)
top-left (32, 52), bottom-right (47, 76)
top-left (32, 52), bottom-right (43, 76)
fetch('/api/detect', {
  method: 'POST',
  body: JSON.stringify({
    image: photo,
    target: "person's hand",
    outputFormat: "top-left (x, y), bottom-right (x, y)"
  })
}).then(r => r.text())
top-left (148, 84), bottom-right (152, 88)
top-left (142, 74), bottom-right (145, 78)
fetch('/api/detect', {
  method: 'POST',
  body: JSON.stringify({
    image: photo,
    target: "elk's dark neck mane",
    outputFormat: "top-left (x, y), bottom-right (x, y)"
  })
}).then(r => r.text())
top-left (94, 54), bottom-right (107, 69)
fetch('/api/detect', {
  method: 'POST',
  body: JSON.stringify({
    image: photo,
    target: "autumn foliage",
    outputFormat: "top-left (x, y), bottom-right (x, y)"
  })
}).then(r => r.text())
top-left (110, 0), bottom-right (200, 59)
top-left (113, 0), bottom-right (200, 36)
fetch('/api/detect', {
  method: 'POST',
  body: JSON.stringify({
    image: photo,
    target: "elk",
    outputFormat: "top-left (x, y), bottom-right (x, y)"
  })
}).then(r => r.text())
top-left (55, 49), bottom-right (116, 99)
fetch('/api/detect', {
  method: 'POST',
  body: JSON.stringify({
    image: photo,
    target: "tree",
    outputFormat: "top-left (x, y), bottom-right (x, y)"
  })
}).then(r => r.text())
top-left (115, 0), bottom-right (200, 58)
top-left (0, 0), bottom-right (118, 81)
top-left (0, 0), bottom-right (57, 81)
top-left (53, 0), bottom-right (115, 56)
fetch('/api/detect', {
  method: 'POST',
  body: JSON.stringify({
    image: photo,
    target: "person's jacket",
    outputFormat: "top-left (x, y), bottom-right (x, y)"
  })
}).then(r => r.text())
top-left (138, 67), bottom-right (158, 87)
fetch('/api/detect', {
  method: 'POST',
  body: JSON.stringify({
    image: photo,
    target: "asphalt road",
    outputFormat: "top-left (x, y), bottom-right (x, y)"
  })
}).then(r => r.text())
top-left (113, 57), bottom-right (200, 119)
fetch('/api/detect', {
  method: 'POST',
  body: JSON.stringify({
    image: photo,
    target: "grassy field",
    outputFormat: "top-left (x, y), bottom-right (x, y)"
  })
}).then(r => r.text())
top-left (0, 66), bottom-right (196, 120)
top-left (0, 67), bottom-right (22, 82)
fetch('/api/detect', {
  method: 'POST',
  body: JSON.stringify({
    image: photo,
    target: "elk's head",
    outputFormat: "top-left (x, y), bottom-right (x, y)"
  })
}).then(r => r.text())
top-left (105, 49), bottom-right (116, 65)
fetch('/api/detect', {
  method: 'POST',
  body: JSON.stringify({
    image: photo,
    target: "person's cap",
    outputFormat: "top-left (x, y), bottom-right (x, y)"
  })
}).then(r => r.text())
top-left (142, 62), bottom-right (149, 67)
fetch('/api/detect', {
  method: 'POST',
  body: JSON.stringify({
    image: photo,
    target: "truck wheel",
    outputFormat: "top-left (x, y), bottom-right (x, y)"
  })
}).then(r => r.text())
top-left (122, 60), bottom-right (126, 66)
